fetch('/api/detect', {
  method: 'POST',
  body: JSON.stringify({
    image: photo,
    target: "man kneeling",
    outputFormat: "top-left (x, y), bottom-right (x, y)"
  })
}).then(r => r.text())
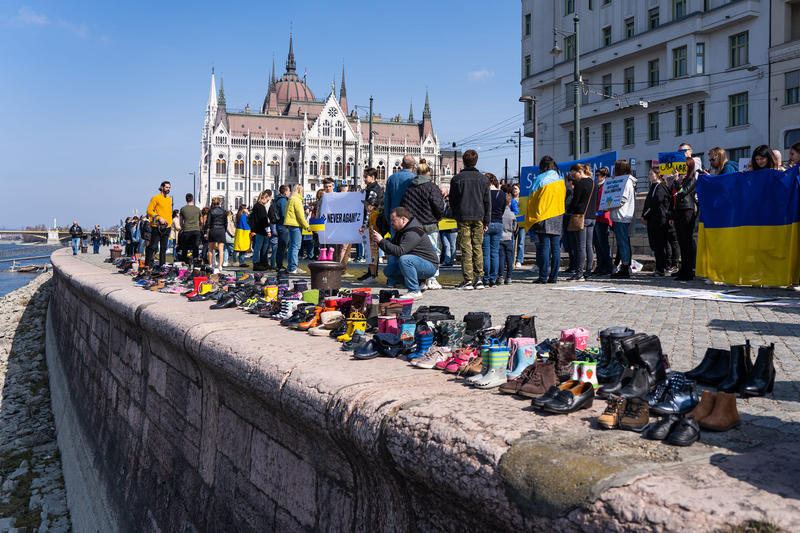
top-left (370, 207), bottom-right (439, 299)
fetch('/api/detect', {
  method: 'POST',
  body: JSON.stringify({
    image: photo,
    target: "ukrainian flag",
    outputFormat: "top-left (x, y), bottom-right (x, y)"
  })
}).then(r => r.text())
top-left (696, 166), bottom-right (800, 286)
top-left (524, 170), bottom-right (566, 231)
top-left (309, 217), bottom-right (326, 232)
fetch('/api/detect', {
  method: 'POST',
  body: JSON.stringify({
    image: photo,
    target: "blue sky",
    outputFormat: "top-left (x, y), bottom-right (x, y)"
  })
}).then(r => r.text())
top-left (0, 1), bottom-right (530, 228)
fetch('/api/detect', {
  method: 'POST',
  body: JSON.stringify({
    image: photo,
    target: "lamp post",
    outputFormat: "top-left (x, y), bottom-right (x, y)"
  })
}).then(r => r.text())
top-left (519, 95), bottom-right (538, 164)
top-left (188, 171), bottom-right (196, 201)
top-left (550, 13), bottom-right (581, 158)
top-left (514, 129), bottom-right (521, 182)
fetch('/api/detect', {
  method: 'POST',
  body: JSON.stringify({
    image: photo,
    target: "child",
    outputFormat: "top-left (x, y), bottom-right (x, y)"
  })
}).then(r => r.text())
top-left (357, 196), bottom-right (382, 282)
top-left (498, 192), bottom-right (517, 285)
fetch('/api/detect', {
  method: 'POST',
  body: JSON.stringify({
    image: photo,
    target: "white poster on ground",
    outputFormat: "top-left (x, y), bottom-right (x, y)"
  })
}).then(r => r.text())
top-left (319, 192), bottom-right (365, 244)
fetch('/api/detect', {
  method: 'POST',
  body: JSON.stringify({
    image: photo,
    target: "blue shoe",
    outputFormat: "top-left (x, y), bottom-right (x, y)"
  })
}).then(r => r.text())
top-left (408, 325), bottom-right (434, 360)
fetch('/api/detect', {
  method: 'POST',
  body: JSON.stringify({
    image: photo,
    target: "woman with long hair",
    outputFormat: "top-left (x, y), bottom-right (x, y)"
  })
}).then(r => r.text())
top-left (204, 197), bottom-right (226, 272)
top-left (708, 147), bottom-right (738, 175)
top-left (530, 156), bottom-right (565, 284)
top-left (642, 168), bottom-right (672, 276)
top-left (750, 145), bottom-right (779, 171)
top-left (233, 205), bottom-right (251, 267)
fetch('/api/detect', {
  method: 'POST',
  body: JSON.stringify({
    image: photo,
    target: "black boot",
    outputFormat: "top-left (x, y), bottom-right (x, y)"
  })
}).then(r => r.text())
top-left (630, 335), bottom-right (668, 384)
top-left (597, 365), bottom-right (634, 399)
top-left (597, 327), bottom-right (635, 384)
top-left (685, 348), bottom-right (731, 386)
top-left (741, 343), bottom-right (775, 397)
top-left (717, 340), bottom-right (753, 394)
top-left (618, 367), bottom-right (652, 399)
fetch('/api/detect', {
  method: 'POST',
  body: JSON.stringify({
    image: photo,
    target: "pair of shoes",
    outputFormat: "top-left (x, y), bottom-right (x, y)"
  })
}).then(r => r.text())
top-left (534, 381), bottom-right (594, 414)
top-left (546, 279), bottom-right (557, 284)
top-left (567, 273), bottom-right (586, 282)
top-left (499, 360), bottom-right (556, 396)
top-left (689, 390), bottom-right (740, 431)
top-left (646, 372), bottom-right (699, 415)
top-left (473, 280), bottom-right (485, 290)
top-left (455, 280), bottom-right (473, 290)
top-left (412, 346), bottom-right (452, 369)
top-left (532, 279), bottom-right (546, 284)
top-left (426, 278), bottom-right (442, 290)
top-left (686, 341), bottom-right (774, 396)
top-left (649, 271), bottom-right (665, 277)
top-left (645, 414), bottom-right (700, 445)
top-left (596, 396), bottom-right (649, 431)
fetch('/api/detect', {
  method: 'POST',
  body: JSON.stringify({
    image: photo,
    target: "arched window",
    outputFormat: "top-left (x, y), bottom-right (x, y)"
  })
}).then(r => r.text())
top-left (347, 157), bottom-right (354, 177)
top-left (334, 120), bottom-right (343, 137)
top-left (252, 155), bottom-right (262, 176)
top-left (322, 156), bottom-right (331, 176)
top-left (377, 161), bottom-right (386, 181)
top-left (309, 156), bottom-right (318, 176)
top-left (392, 160), bottom-right (401, 174)
top-left (234, 155), bottom-right (245, 176)
top-left (270, 156), bottom-right (280, 178)
top-left (289, 156), bottom-right (298, 177)
top-left (322, 120), bottom-right (331, 136)
top-left (216, 155), bottom-right (227, 174)
top-left (334, 156), bottom-right (343, 177)
top-left (234, 197), bottom-right (243, 209)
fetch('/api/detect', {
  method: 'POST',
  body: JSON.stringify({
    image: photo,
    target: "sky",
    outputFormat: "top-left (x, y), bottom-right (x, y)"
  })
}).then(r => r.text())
top-left (0, 0), bottom-right (531, 228)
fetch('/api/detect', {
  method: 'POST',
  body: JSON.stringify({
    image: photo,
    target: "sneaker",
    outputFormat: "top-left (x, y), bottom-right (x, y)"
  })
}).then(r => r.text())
top-left (504, 278), bottom-right (511, 285)
top-left (426, 278), bottom-right (442, 290)
top-left (405, 291), bottom-right (423, 300)
top-left (567, 274), bottom-right (586, 282)
top-left (455, 280), bottom-right (473, 290)
top-left (597, 396), bottom-right (627, 430)
top-left (619, 398), bottom-right (650, 432)
top-left (222, 261), bottom-right (229, 267)
top-left (287, 269), bottom-right (298, 274)
top-left (357, 272), bottom-right (376, 282)
top-left (474, 280), bottom-right (485, 290)
top-left (515, 262), bottom-right (523, 268)
top-left (412, 346), bottom-right (451, 369)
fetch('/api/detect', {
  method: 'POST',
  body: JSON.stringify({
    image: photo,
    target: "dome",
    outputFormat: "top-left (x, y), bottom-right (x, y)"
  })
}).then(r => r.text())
top-left (275, 72), bottom-right (315, 104)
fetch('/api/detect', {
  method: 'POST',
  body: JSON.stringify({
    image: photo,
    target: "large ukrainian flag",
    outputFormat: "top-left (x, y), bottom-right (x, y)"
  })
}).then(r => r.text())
top-left (696, 166), bottom-right (800, 286)
top-left (524, 170), bottom-right (566, 231)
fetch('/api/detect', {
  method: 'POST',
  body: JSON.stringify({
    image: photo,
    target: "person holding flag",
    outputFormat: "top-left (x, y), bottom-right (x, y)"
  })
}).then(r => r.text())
top-left (525, 156), bottom-right (566, 284)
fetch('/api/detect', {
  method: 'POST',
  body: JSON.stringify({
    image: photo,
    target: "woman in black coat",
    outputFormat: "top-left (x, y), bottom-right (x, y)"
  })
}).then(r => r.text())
top-left (642, 168), bottom-right (672, 276)
top-left (670, 158), bottom-right (698, 281)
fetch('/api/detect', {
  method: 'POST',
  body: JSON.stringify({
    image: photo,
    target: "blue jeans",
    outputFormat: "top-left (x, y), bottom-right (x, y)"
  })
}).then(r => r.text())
top-left (482, 222), bottom-right (502, 283)
top-left (515, 227), bottom-right (525, 264)
top-left (71, 238), bottom-right (80, 254)
top-left (498, 240), bottom-right (514, 279)
top-left (593, 222), bottom-right (613, 274)
top-left (252, 233), bottom-right (269, 265)
top-left (440, 230), bottom-right (457, 265)
top-left (287, 226), bottom-right (302, 271)
top-left (383, 254), bottom-right (437, 292)
top-left (536, 233), bottom-right (561, 282)
top-left (276, 225), bottom-right (289, 269)
top-left (92, 241), bottom-right (100, 254)
top-left (613, 222), bottom-right (631, 265)
top-left (355, 243), bottom-right (364, 260)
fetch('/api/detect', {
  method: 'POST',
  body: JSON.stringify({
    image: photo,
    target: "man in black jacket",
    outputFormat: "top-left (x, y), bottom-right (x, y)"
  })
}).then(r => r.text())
top-left (69, 221), bottom-right (83, 255)
top-left (250, 190), bottom-right (271, 271)
top-left (90, 225), bottom-right (102, 254)
top-left (371, 207), bottom-right (439, 299)
top-left (448, 149), bottom-right (490, 290)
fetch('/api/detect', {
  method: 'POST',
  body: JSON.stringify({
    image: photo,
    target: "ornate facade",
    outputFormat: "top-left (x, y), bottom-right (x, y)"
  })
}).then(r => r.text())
top-left (198, 35), bottom-right (440, 208)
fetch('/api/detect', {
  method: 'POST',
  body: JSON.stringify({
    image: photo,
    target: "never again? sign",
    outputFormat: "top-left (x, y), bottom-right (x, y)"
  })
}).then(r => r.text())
top-left (318, 192), bottom-right (365, 244)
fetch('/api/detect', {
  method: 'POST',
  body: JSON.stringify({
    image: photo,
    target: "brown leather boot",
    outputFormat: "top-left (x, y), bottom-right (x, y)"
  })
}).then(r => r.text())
top-left (551, 341), bottom-right (576, 381)
top-left (698, 391), bottom-right (740, 431)
top-left (689, 390), bottom-right (716, 424)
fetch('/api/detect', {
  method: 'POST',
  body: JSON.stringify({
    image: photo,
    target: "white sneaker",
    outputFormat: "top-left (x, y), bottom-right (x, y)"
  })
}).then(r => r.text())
top-left (515, 262), bottom-right (523, 268)
top-left (426, 278), bottom-right (442, 290)
top-left (406, 290), bottom-right (423, 299)
top-left (222, 261), bottom-right (229, 267)
top-left (287, 269), bottom-right (298, 274)
top-left (212, 268), bottom-right (220, 274)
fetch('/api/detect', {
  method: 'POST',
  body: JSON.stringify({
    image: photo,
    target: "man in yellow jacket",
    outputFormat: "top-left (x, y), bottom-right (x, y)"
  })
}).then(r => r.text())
top-left (145, 181), bottom-right (173, 266)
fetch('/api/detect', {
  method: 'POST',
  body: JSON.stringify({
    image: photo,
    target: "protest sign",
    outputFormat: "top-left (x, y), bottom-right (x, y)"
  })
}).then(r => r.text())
top-left (520, 152), bottom-right (617, 196)
top-left (318, 192), bottom-right (365, 244)
top-left (738, 158), bottom-right (751, 172)
top-left (597, 175), bottom-right (628, 210)
top-left (658, 151), bottom-right (688, 176)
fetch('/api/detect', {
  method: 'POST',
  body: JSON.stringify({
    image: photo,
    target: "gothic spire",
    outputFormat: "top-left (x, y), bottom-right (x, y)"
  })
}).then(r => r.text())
top-left (270, 56), bottom-right (276, 89)
top-left (339, 65), bottom-right (348, 115)
top-left (340, 65), bottom-right (347, 97)
top-left (217, 77), bottom-right (226, 108)
top-left (286, 32), bottom-right (296, 73)
top-left (423, 89), bottom-right (431, 119)
top-left (408, 100), bottom-right (414, 122)
top-left (207, 68), bottom-right (217, 110)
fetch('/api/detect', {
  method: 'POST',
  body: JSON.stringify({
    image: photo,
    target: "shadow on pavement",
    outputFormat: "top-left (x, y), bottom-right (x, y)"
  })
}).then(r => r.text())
top-left (707, 319), bottom-right (800, 337)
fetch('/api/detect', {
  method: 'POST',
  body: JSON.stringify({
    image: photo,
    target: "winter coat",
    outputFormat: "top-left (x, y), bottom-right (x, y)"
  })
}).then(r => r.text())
top-left (383, 169), bottom-right (415, 223)
top-left (671, 174), bottom-right (697, 212)
top-left (449, 167), bottom-right (491, 225)
top-left (642, 182), bottom-right (671, 226)
top-left (69, 224), bottom-right (83, 238)
top-left (567, 177), bottom-right (597, 220)
top-left (501, 207), bottom-right (517, 241)
top-left (377, 217), bottom-right (439, 267)
top-left (250, 202), bottom-right (269, 236)
top-left (284, 194), bottom-right (309, 230)
top-left (609, 175), bottom-right (637, 223)
top-left (400, 174), bottom-right (444, 233)
top-left (205, 207), bottom-right (226, 230)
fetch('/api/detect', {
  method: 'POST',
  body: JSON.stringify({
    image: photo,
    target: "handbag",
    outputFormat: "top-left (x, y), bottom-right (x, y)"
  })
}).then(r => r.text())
top-left (567, 180), bottom-right (595, 231)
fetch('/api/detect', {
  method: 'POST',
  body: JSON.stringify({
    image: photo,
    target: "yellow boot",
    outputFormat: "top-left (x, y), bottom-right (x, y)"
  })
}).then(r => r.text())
top-left (338, 312), bottom-right (366, 342)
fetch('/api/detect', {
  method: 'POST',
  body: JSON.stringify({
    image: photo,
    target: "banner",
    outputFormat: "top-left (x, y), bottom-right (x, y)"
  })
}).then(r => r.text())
top-left (520, 151), bottom-right (617, 196)
top-left (318, 192), bottom-right (365, 244)
top-left (597, 175), bottom-right (628, 210)
top-left (658, 151), bottom-right (688, 176)
top-left (696, 167), bottom-right (800, 287)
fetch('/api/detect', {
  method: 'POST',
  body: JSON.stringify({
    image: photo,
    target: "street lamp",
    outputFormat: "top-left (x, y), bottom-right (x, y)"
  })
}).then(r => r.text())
top-left (188, 171), bottom-right (196, 201)
top-left (551, 13), bottom-right (581, 158)
top-left (519, 95), bottom-right (537, 164)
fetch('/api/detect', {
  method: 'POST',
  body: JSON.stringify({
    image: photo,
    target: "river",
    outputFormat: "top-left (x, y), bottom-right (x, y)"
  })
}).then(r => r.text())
top-left (0, 242), bottom-right (65, 297)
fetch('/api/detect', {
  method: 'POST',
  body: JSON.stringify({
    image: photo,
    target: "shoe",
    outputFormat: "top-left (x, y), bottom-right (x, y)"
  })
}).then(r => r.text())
top-left (685, 348), bottom-right (731, 386)
top-left (466, 339), bottom-right (498, 384)
top-left (405, 291), bottom-right (423, 300)
top-left (287, 269), bottom-right (299, 274)
top-left (698, 391), bottom-right (740, 431)
top-left (412, 346), bottom-right (452, 369)
top-left (567, 274), bottom-right (586, 282)
top-left (473, 342), bottom-right (511, 388)
top-left (532, 279), bottom-right (546, 284)
top-left (515, 262), bottom-right (523, 268)
top-left (507, 360), bottom-right (556, 397)
top-left (487, 279), bottom-right (495, 287)
top-left (426, 278), bottom-right (442, 290)
top-left (455, 280), bottom-right (474, 291)
top-left (551, 341), bottom-right (576, 382)
top-left (688, 390), bottom-right (716, 423)
top-left (644, 414), bottom-right (682, 440)
top-left (408, 326), bottom-right (434, 360)
top-left (473, 280), bottom-right (485, 290)
top-left (547, 279), bottom-right (557, 284)
top-left (611, 265), bottom-right (631, 279)
top-left (541, 381), bottom-right (595, 414)
top-left (341, 332), bottom-right (368, 352)
top-left (618, 367), bottom-right (653, 399)
top-left (717, 340), bottom-right (753, 393)
top-left (597, 327), bottom-right (636, 384)
top-left (504, 278), bottom-right (511, 285)
top-left (596, 396), bottom-right (627, 430)
top-left (651, 374), bottom-right (699, 415)
top-left (665, 415), bottom-right (700, 446)
top-left (619, 397), bottom-right (650, 432)
top-left (531, 380), bottom-right (581, 409)
top-left (357, 272), bottom-right (376, 282)
top-left (741, 343), bottom-right (775, 397)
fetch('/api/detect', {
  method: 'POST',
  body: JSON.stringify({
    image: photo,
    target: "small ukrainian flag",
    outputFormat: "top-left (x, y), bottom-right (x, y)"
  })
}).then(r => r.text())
top-left (309, 217), bottom-right (326, 232)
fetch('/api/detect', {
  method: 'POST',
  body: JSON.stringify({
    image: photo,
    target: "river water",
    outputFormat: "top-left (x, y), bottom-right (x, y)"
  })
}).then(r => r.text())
top-left (0, 242), bottom-right (65, 297)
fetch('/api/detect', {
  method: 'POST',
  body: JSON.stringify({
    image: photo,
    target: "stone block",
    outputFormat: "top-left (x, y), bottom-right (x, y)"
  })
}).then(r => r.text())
top-left (216, 405), bottom-right (252, 472)
top-left (148, 356), bottom-right (167, 397)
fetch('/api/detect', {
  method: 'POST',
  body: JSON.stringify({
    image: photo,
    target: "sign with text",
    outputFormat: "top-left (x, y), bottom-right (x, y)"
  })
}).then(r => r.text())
top-left (658, 151), bottom-right (688, 176)
top-left (520, 152), bottom-right (617, 196)
top-left (598, 175), bottom-right (628, 210)
top-left (319, 192), bottom-right (365, 244)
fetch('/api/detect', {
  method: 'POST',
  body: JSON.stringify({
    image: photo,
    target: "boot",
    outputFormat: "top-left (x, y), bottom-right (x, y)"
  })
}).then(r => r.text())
top-left (351, 292), bottom-right (368, 313)
top-left (686, 348), bottom-right (731, 386)
top-left (741, 343), bottom-right (775, 397)
top-left (611, 264), bottom-right (631, 278)
top-left (597, 327), bottom-right (635, 383)
top-left (717, 340), bottom-right (752, 393)
top-left (581, 361), bottom-right (598, 389)
top-left (551, 341), bottom-right (576, 382)
top-left (507, 341), bottom-right (537, 379)
top-left (473, 343), bottom-right (510, 389)
top-left (297, 306), bottom-right (323, 331)
top-left (688, 390), bottom-right (716, 423)
top-left (515, 360), bottom-right (557, 398)
top-left (698, 391), bottom-right (740, 431)
top-left (409, 326), bottom-right (434, 360)
top-left (630, 335), bottom-right (668, 384)
top-left (597, 365), bottom-right (634, 399)
top-left (570, 361), bottom-right (582, 381)
top-left (618, 367), bottom-right (652, 399)
top-left (466, 338), bottom-right (498, 384)
top-left (497, 315), bottom-right (521, 343)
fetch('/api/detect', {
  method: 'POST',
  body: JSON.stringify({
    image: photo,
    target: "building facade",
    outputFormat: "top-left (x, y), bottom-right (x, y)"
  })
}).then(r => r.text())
top-left (769, 0), bottom-right (800, 155)
top-left (198, 35), bottom-right (440, 209)
top-left (519, 0), bottom-right (786, 173)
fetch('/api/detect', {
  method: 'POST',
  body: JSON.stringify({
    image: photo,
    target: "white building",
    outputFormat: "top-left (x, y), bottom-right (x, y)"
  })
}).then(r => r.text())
top-left (519, 0), bottom-right (779, 172)
top-left (198, 35), bottom-right (440, 209)
top-left (769, 0), bottom-right (800, 156)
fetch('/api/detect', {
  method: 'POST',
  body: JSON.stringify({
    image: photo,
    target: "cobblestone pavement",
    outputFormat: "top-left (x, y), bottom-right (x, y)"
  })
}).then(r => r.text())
top-left (0, 273), bottom-right (71, 533)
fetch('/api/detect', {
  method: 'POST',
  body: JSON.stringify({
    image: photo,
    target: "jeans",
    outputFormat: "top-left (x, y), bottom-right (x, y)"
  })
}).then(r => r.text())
top-left (252, 233), bottom-right (269, 265)
top-left (92, 241), bottom-right (100, 254)
top-left (536, 233), bottom-right (561, 281)
top-left (457, 220), bottom-right (485, 281)
top-left (356, 243), bottom-right (364, 261)
top-left (571, 219), bottom-right (595, 276)
top-left (673, 210), bottom-right (697, 277)
top-left (646, 220), bottom-right (669, 273)
top-left (146, 226), bottom-right (170, 266)
top-left (481, 222), bottom-right (502, 283)
top-left (182, 230), bottom-right (201, 264)
top-left (276, 225), bottom-right (289, 269)
top-left (612, 222), bottom-right (631, 265)
top-left (427, 231), bottom-right (441, 277)
top-left (223, 242), bottom-right (233, 264)
top-left (515, 227), bottom-right (526, 264)
top-left (287, 226), bottom-right (302, 271)
top-left (498, 240), bottom-right (514, 280)
top-left (137, 240), bottom-right (146, 256)
top-left (71, 238), bottom-right (80, 255)
top-left (383, 254), bottom-right (437, 292)
top-left (440, 230), bottom-right (457, 265)
top-left (593, 223), bottom-right (612, 274)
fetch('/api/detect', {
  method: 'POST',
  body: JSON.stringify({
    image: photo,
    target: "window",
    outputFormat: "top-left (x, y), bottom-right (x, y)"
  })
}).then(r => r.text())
top-left (696, 43), bottom-right (705, 74)
top-left (234, 197), bottom-right (243, 209)
top-left (289, 157), bottom-right (297, 177)
top-left (602, 74), bottom-right (612, 99)
top-left (524, 55), bottom-right (531, 77)
top-left (216, 181), bottom-right (225, 190)
top-left (602, 26), bottom-right (612, 46)
top-left (270, 157), bottom-right (280, 178)
top-left (335, 156), bottom-right (343, 177)
top-left (729, 32), bottom-right (749, 68)
top-left (785, 129), bottom-right (800, 149)
top-left (377, 161), bottom-right (386, 180)
top-left (673, 0), bottom-right (686, 19)
top-left (624, 117), bottom-right (635, 145)
top-left (602, 122), bottom-right (612, 150)
top-left (672, 46), bottom-right (687, 77)
top-left (687, 104), bottom-right (694, 134)
top-left (648, 60), bottom-right (659, 87)
top-left (728, 146), bottom-right (751, 162)
top-left (675, 106), bottom-right (683, 137)
top-left (565, 35), bottom-right (575, 60)
top-left (603, 0), bottom-right (611, 4)
top-left (322, 120), bottom-right (331, 136)
top-left (648, 8), bottom-right (659, 29)
top-left (234, 156), bottom-right (244, 176)
top-left (583, 127), bottom-right (590, 154)
top-left (698, 101), bottom-right (705, 132)
top-left (253, 183), bottom-right (261, 191)
top-left (347, 157), bottom-right (354, 177)
top-left (321, 157), bottom-right (330, 176)
top-left (648, 112), bottom-right (659, 141)
top-left (525, 13), bottom-right (531, 36)
top-left (728, 92), bottom-right (748, 126)
top-left (624, 67), bottom-right (635, 93)
top-left (565, 0), bottom-right (574, 14)
top-left (392, 160), bottom-right (401, 174)
top-left (234, 181), bottom-right (244, 191)
top-left (309, 156), bottom-right (318, 176)
top-left (569, 131), bottom-right (575, 156)
top-left (792, 3), bottom-right (800, 41)
top-left (525, 100), bottom-right (533, 121)
top-left (252, 158), bottom-right (263, 176)
top-left (786, 70), bottom-right (800, 105)
top-left (215, 157), bottom-right (227, 175)
top-left (334, 120), bottom-right (343, 138)
top-left (565, 81), bottom-right (575, 107)
top-left (625, 18), bottom-right (634, 39)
